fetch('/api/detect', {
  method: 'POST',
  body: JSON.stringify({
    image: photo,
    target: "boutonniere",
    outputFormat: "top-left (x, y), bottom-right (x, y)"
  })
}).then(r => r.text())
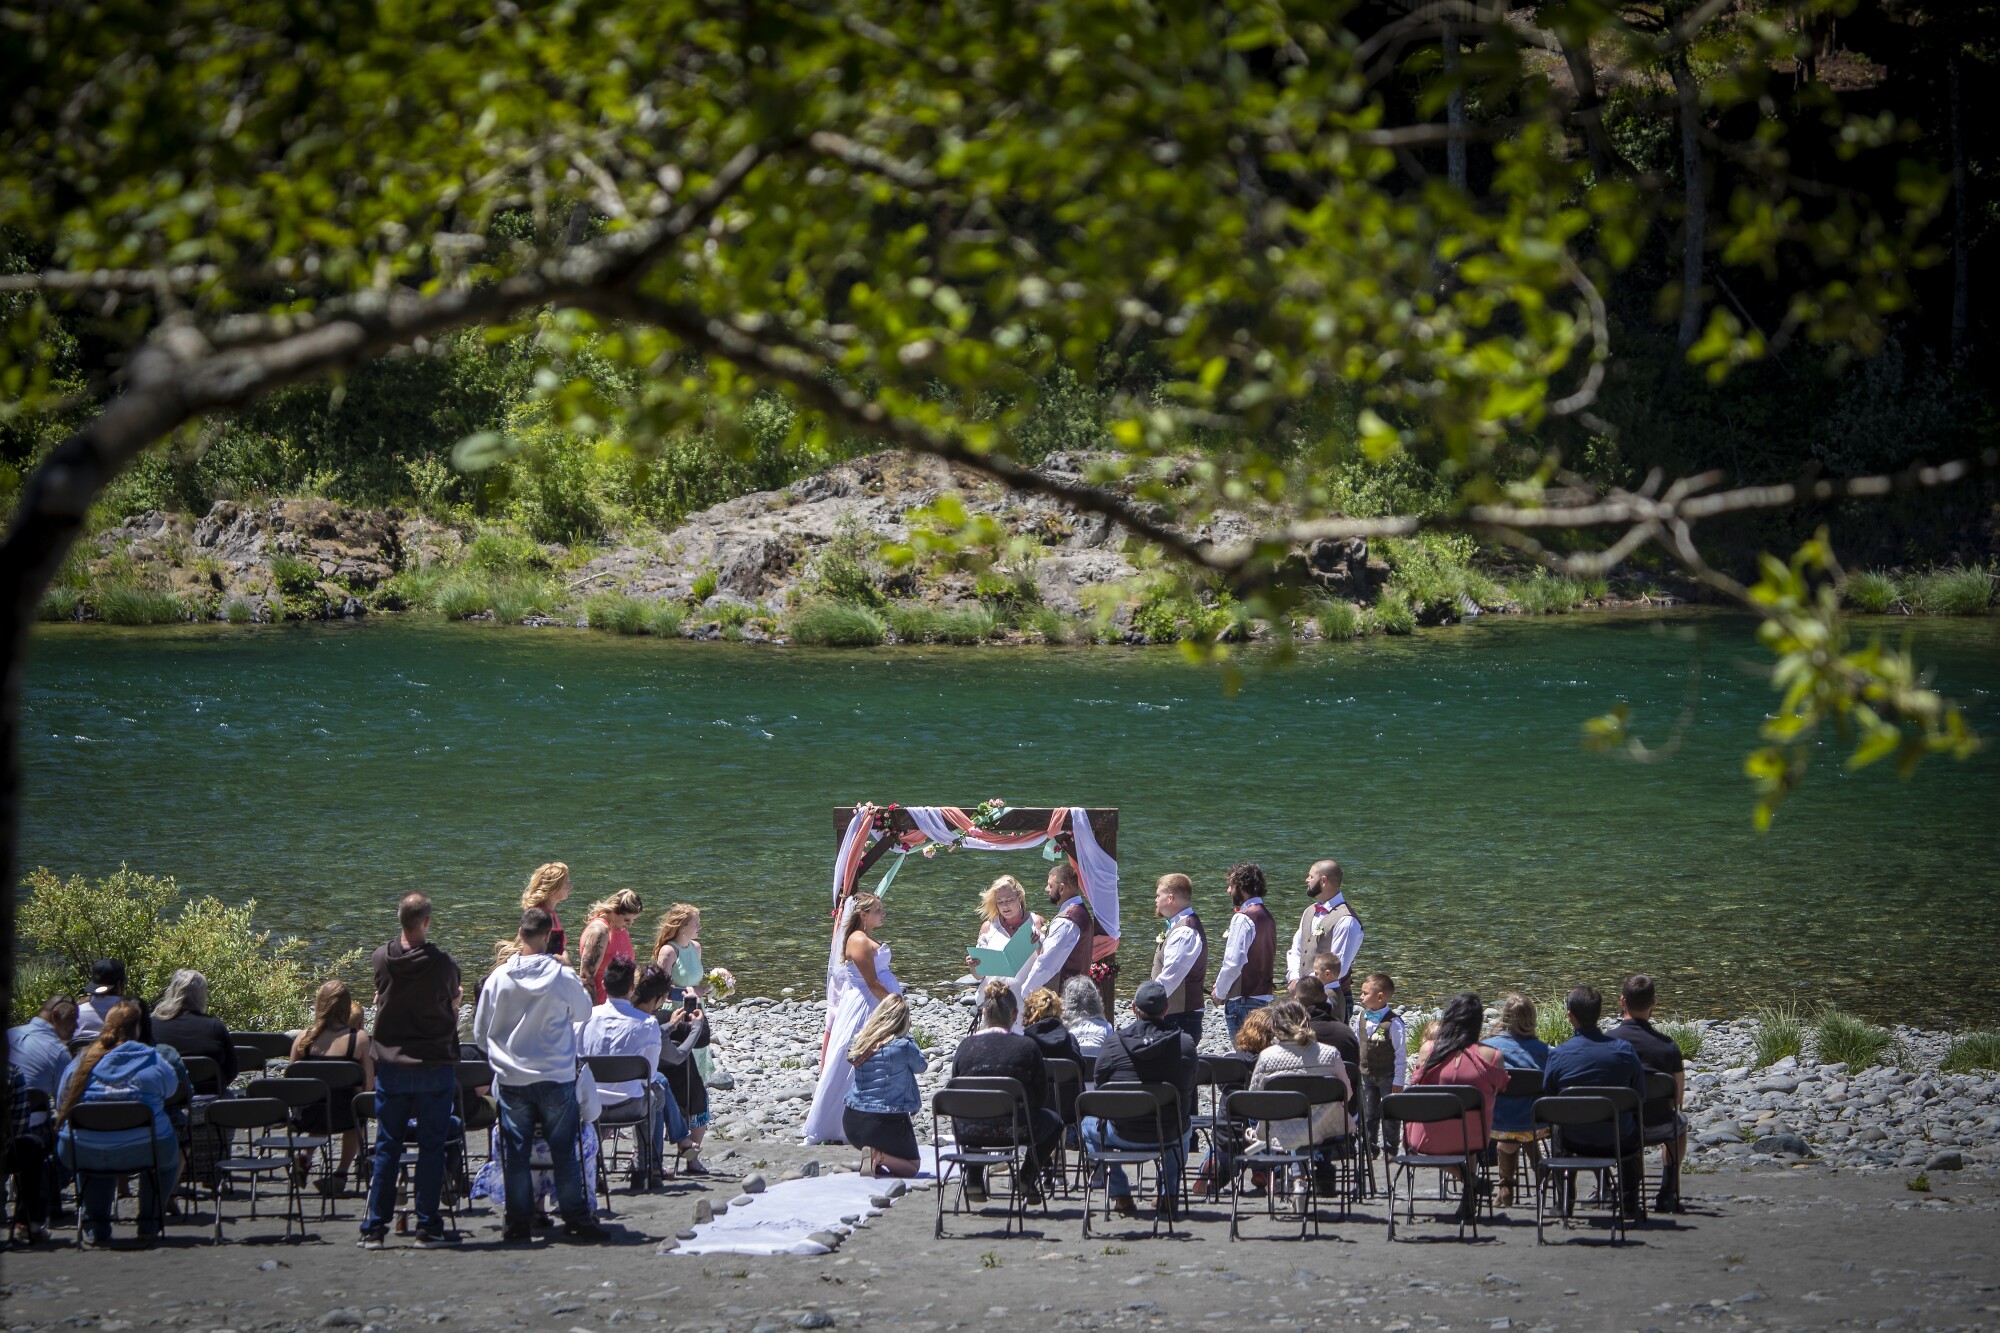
top-left (1154, 932), bottom-right (1167, 947)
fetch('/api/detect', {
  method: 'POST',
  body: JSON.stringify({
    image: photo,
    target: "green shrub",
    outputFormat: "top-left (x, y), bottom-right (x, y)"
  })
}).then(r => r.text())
top-left (788, 599), bottom-right (886, 646)
top-left (435, 573), bottom-right (492, 620)
top-left (223, 597), bottom-right (258, 624)
top-left (646, 601), bottom-right (685, 637)
top-left (1939, 1031), bottom-right (2000, 1074)
top-left (1536, 997), bottom-right (1573, 1048)
top-left (1026, 606), bottom-right (1082, 644)
top-left (1905, 565), bottom-right (1995, 616)
top-left (1380, 532), bottom-right (1500, 620)
top-left (268, 553), bottom-right (321, 595)
top-left (690, 567), bottom-right (718, 602)
top-left (1374, 586), bottom-right (1416, 635)
top-left (486, 575), bottom-right (556, 624)
top-left (434, 570), bottom-right (551, 621)
top-left (373, 561), bottom-right (446, 611)
top-left (15, 865), bottom-right (323, 1029)
top-left (714, 599), bottom-right (756, 629)
top-left (37, 586), bottom-right (83, 621)
top-left (1813, 1009), bottom-right (1898, 1069)
top-left (1659, 1021), bottom-right (1705, 1061)
top-left (1751, 1001), bottom-right (1805, 1068)
top-left (803, 516), bottom-right (885, 607)
top-left (95, 582), bottom-right (187, 625)
top-left (586, 592), bottom-right (652, 634)
top-left (1132, 580), bottom-right (1237, 643)
top-left (464, 527), bottom-right (549, 574)
top-left (1844, 570), bottom-right (1901, 614)
top-left (1314, 599), bottom-right (1365, 641)
top-left (1511, 569), bottom-right (1588, 615)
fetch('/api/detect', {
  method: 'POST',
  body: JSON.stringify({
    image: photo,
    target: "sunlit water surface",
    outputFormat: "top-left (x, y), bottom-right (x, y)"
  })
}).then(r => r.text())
top-left (21, 612), bottom-right (2000, 1024)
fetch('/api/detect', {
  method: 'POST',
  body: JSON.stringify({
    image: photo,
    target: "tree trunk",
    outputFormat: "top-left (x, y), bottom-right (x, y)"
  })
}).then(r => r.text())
top-left (1951, 52), bottom-right (1971, 359)
top-left (1444, 19), bottom-right (1467, 190)
top-left (1556, 31), bottom-right (1623, 179)
top-left (1671, 52), bottom-right (1706, 350)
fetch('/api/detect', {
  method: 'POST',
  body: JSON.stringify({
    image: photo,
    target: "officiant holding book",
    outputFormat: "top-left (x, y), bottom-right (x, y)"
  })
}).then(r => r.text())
top-left (973, 875), bottom-right (1044, 953)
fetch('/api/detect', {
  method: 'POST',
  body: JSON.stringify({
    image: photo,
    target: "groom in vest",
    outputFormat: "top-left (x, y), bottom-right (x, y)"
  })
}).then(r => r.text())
top-left (1209, 862), bottom-right (1276, 1043)
top-left (1148, 873), bottom-right (1208, 1041)
top-left (1287, 858), bottom-right (1363, 1023)
top-left (1013, 862), bottom-right (1097, 1000)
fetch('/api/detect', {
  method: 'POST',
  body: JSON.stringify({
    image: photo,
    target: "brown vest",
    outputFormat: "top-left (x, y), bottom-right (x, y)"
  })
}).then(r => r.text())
top-left (1149, 910), bottom-right (1208, 1015)
top-left (1226, 900), bottom-right (1276, 1000)
top-left (1055, 897), bottom-right (1097, 983)
top-left (1303, 898), bottom-right (1361, 985)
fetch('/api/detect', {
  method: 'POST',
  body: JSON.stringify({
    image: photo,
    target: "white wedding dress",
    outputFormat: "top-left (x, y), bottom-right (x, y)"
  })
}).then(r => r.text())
top-left (803, 943), bottom-right (903, 1144)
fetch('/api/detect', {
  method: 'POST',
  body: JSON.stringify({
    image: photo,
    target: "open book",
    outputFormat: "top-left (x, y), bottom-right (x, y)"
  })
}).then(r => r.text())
top-left (966, 923), bottom-right (1036, 979)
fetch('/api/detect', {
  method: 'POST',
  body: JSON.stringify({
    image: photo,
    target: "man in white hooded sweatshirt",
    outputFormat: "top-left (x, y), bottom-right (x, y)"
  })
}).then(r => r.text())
top-left (473, 907), bottom-right (606, 1242)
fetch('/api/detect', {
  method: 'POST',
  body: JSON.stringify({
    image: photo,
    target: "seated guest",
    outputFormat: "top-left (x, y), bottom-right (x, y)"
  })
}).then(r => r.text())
top-left (1021, 987), bottom-right (1085, 1122)
top-left (950, 979), bottom-right (1061, 1205)
top-left (1542, 983), bottom-right (1647, 1222)
top-left (1289, 977), bottom-right (1360, 1070)
top-left (581, 958), bottom-right (687, 1189)
top-left (1480, 993), bottom-right (1552, 1207)
top-left (1605, 973), bottom-right (1687, 1213)
top-left (1247, 998), bottom-right (1352, 1154)
top-left (1058, 976), bottom-right (1114, 1057)
top-left (8, 996), bottom-right (77, 1100)
top-left (54, 1002), bottom-right (181, 1244)
top-left (150, 970), bottom-right (239, 1089)
top-left (9, 1067), bottom-right (56, 1242)
top-left (1087, 980), bottom-right (1199, 1217)
top-left (74, 960), bottom-right (143, 1043)
top-left (653, 979), bottom-right (711, 1175)
top-left (1191, 1006), bottom-right (1276, 1196)
top-left (843, 994), bottom-right (926, 1179)
top-left (290, 979), bottom-right (376, 1189)
top-left (1407, 992), bottom-right (1510, 1223)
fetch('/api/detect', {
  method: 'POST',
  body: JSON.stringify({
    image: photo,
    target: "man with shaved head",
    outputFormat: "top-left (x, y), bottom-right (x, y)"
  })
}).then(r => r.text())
top-left (1287, 859), bottom-right (1363, 1023)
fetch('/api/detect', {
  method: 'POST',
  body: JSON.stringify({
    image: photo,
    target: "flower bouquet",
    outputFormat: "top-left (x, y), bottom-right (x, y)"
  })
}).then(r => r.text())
top-left (704, 967), bottom-right (736, 1002)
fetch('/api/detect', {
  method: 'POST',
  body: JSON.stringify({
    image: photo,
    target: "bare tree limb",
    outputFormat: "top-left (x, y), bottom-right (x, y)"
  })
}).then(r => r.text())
top-left (0, 265), bottom-right (222, 295)
top-left (807, 131), bottom-right (938, 189)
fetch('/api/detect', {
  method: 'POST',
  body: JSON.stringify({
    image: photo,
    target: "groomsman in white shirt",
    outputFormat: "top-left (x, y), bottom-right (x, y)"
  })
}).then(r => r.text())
top-left (1148, 874), bottom-right (1208, 1041)
top-left (1287, 859), bottom-right (1363, 1023)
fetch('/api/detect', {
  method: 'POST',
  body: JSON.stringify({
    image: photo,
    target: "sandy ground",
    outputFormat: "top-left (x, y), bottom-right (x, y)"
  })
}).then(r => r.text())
top-left (5, 1146), bottom-right (1997, 1332)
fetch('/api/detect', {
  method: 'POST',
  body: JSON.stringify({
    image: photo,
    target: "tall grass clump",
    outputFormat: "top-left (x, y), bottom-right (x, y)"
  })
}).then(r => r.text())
top-left (464, 527), bottom-right (549, 574)
top-left (1536, 997), bottom-right (1573, 1048)
top-left (645, 602), bottom-right (685, 637)
top-left (1512, 569), bottom-right (1588, 615)
top-left (788, 599), bottom-right (886, 647)
top-left (37, 586), bottom-right (84, 621)
top-left (1026, 606), bottom-right (1082, 644)
top-left (267, 553), bottom-right (321, 595)
top-left (1905, 566), bottom-right (1995, 616)
top-left (223, 597), bottom-right (258, 625)
top-left (1659, 1021), bottom-right (1705, 1061)
top-left (1844, 570), bottom-right (1902, 614)
top-left (1314, 599), bottom-right (1365, 641)
top-left (887, 603), bottom-right (944, 643)
top-left (1813, 1009), bottom-right (1898, 1069)
top-left (1751, 1001), bottom-right (1805, 1068)
top-left (1374, 586), bottom-right (1416, 635)
top-left (586, 592), bottom-right (651, 634)
top-left (434, 571), bottom-right (554, 622)
top-left (1939, 1031), bottom-right (2000, 1074)
top-left (15, 865), bottom-right (328, 1028)
top-left (96, 582), bottom-right (188, 625)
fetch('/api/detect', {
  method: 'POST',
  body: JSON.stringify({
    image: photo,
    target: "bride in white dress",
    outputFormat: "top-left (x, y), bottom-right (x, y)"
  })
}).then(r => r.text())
top-left (804, 892), bottom-right (901, 1144)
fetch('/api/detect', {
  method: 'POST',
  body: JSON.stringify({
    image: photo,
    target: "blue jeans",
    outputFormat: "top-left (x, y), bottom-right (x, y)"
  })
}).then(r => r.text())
top-left (1161, 1010), bottom-right (1203, 1042)
top-left (61, 1132), bottom-right (181, 1239)
top-left (643, 1074), bottom-right (688, 1173)
top-left (1224, 996), bottom-right (1270, 1044)
top-left (1083, 1117), bottom-right (1188, 1202)
top-left (498, 1080), bottom-right (590, 1228)
top-left (364, 1062), bottom-right (455, 1235)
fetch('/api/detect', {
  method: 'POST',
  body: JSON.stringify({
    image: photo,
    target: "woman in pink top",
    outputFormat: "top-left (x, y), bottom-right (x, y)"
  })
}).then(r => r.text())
top-left (579, 889), bottom-right (643, 1004)
top-left (1406, 992), bottom-right (1510, 1220)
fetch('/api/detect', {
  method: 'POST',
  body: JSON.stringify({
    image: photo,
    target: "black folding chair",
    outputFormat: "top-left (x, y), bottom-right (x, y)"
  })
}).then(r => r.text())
top-left (66, 1036), bottom-right (95, 1057)
top-left (1639, 1070), bottom-right (1682, 1195)
top-left (284, 1059), bottom-right (366, 1204)
top-left (205, 1097), bottom-right (306, 1243)
top-left (454, 1058), bottom-right (498, 1189)
top-left (228, 1033), bottom-right (297, 1068)
top-left (1189, 1056), bottom-right (1249, 1199)
top-left (1222, 1089), bottom-right (1319, 1241)
top-left (232, 1046), bottom-right (270, 1082)
top-left (60, 1102), bottom-right (172, 1245)
top-left (1043, 1058), bottom-right (1085, 1195)
top-left (1267, 1070), bottom-right (1356, 1220)
top-left (1381, 1089), bottom-right (1482, 1241)
top-left (244, 1077), bottom-right (332, 1217)
top-left (1568, 1084), bottom-right (1643, 1213)
top-left (582, 1054), bottom-right (656, 1204)
top-left (1532, 1094), bottom-right (1630, 1245)
top-left (931, 1087), bottom-right (1032, 1238)
top-left (1075, 1088), bottom-right (1177, 1239)
top-left (180, 1055), bottom-right (224, 1097)
top-left (353, 1090), bottom-right (464, 1231)
top-left (1492, 1066), bottom-right (1548, 1206)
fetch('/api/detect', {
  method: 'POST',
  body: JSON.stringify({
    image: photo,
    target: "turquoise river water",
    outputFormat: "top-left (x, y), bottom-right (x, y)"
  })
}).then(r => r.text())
top-left (19, 612), bottom-right (2000, 1024)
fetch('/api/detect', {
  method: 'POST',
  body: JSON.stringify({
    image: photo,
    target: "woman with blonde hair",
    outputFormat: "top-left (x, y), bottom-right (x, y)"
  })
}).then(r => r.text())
top-left (523, 861), bottom-right (574, 960)
top-left (1481, 992), bottom-right (1553, 1207)
top-left (652, 901), bottom-right (723, 1083)
top-left (580, 888), bottom-right (643, 1004)
top-left (803, 893), bottom-right (901, 1144)
top-left (290, 978), bottom-right (376, 1189)
top-left (841, 994), bottom-right (926, 1178)
top-left (55, 1001), bottom-right (181, 1244)
top-left (974, 874), bottom-right (1044, 951)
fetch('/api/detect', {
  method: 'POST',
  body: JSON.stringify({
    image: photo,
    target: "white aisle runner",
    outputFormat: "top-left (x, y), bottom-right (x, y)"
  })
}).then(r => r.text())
top-left (668, 1152), bottom-right (942, 1257)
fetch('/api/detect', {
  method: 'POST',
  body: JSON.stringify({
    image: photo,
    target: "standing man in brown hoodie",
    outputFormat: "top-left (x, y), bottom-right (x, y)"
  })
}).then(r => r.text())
top-left (361, 892), bottom-right (462, 1249)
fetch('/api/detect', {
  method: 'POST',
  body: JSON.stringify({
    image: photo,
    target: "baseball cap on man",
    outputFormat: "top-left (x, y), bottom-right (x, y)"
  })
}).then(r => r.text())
top-left (1132, 979), bottom-right (1170, 1017)
top-left (89, 958), bottom-right (126, 995)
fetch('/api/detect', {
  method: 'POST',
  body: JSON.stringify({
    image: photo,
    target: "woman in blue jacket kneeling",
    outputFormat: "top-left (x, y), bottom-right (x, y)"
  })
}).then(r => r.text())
top-left (56, 1001), bottom-right (182, 1243)
top-left (842, 994), bottom-right (926, 1178)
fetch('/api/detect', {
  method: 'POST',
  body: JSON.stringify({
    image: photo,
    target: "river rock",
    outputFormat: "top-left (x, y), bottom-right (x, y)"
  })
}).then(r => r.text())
top-left (741, 1172), bottom-right (767, 1194)
top-left (1752, 1133), bottom-right (1810, 1157)
top-left (693, 1199), bottom-right (713, 1224)
top-left (1925, 1150), bottom-right (1964, 1171)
